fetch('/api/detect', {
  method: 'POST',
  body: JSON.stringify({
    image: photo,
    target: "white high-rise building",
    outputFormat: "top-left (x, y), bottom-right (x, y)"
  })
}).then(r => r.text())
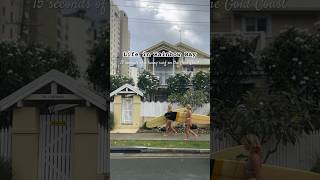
top-left (60, 10), bottom-right (95, 84)
top-left (0, 0), bottom-right (23, 41)
top-left (110, 0), bottom-right (130, 76)
top-left (0, 0), bottom-right (63, 47)
top-left (129, 65), bottom-right (139, 86)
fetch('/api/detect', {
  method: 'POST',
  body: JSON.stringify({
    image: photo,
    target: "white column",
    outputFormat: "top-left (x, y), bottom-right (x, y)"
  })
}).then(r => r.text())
top-left (144, 57), bottom-right (147, 69)
top-left (172, 57), bottom-right (175, 75)
top-left (152, 56), bottom-right (155, 75)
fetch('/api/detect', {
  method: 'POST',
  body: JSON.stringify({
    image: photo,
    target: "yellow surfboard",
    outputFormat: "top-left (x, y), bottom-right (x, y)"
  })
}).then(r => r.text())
top-left (212, 146), bottom-right (320, 180)
top-left (146, 108), bottom-right (210, 128)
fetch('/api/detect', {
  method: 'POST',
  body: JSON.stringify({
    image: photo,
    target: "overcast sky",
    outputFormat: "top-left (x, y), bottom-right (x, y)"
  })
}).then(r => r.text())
top-left (113, 0), bottom-right (210, 63)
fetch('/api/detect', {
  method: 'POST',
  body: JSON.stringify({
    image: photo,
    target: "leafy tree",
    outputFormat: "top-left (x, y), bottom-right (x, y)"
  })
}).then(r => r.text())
top-left (166, 73), bottom-right (190, 96)
top-left (111, 75), bottom-right (134, 92)
top-left (213, 91), bottom-right (316, 162)
top-left (192, 71), bottom-right (210, 93)
top-left (168, 89), bottom-right (208, 110)
top-left (0, 41), bottom-right (80, 128)
top-left (262, 27), bottom-right (320, 104)
top-left (0, 41), bottom-right (79, 100)
top-left (137, 71), bottom-right (159, 101)
top-left (211, 35), bottom-right (257, 102)
top-left (87, 29), bottom-right (109, 92)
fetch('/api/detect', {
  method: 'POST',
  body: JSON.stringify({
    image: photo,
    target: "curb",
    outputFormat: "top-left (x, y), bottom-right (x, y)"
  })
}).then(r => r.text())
top-left (111, 146), bottom-right (210, 154)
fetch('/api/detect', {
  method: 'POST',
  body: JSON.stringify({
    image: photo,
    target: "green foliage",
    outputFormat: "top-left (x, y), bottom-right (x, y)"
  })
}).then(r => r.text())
top-left (111, 75), bottom-right (134, 92)
top-left (311, 157), bottom-right (320, 173)
top-left (109, 112), bottom-right (114, 131)
top-left (262, 27), bottom-right (320, 103)
top-left (166, 73), bottom-right (190, 96)
top-left (141, 121), bottom-right (152, 130)
top-left (168, 90), bottom-right (208, 110)
top-left (213, 90), bottom-right (315, 162)
top-left (0, 41), bottom-right (80, 100)
top-left (137, 71), bottom-right (159, 100)
top-left (0, 157), bottom-right (12, 180)
top-left (87, 29), bottom-right (109, 92)
top-left (211, 35), bottom-right (256, 102)
top-left (192, 71), bottom-right (210, 93)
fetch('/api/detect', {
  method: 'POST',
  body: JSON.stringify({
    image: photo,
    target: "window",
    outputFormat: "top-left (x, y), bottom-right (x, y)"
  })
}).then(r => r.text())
top-left (2, 7), bottom-right (5, 17)
top-left (2, 25), bottom-right (5, 34)
top-left (10, 28), bottom-right (13, 39)
top-left (245, 18), bottom-right (255, 32)
top-left (186, 65), bottom-right (194, 72)
top-left (57, 17), bottom-right (61, 26)
top-left (10, 12), bottom-right (13, 22)
top-left (57, 30), bottom-right (61, 38)
top-left (244, 17), bottom-right (269, 34)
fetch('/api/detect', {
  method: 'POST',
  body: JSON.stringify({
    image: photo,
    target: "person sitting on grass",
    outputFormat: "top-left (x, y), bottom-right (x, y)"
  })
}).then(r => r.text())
top-left (241, 134), bottom-right (262, 180)
top-left (184, 104), bottom-right (198, 140)
top-left (164, 104), bottom-right (177, 136)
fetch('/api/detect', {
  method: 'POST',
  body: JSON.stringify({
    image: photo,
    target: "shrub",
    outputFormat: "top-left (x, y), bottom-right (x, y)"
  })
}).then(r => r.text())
top-left (109, 112), bottom-right (114, 130)
top-left (311, 157), bottom-right (320, 173)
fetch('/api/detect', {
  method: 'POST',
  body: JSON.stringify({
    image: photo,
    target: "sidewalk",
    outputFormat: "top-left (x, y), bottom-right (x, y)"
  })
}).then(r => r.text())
top-left (110, 133), bottom-right (210, 141)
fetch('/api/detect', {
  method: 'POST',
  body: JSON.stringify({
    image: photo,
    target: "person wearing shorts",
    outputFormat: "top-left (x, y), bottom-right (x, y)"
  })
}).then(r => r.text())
top-left (164, 104), bottom-right (177, 136)
top-left (184, 104), bottom-right (198, 140)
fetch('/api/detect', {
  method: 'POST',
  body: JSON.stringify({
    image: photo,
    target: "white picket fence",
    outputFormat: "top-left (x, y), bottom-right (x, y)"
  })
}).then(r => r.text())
top-left (212, 130), bottom-right (320, 171)
top-left (0, 127), bottom-right (11, 160)
top-left (97, 124), bottom-right (108, 174)
top-left (110, 101), bottom-right (210, 117)
top-left (1, 125), bottom-right (108, 176)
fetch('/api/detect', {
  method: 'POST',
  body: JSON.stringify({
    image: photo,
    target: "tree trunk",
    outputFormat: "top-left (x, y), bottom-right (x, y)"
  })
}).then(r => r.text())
top-left (263, 138), bottom-right (281, 163)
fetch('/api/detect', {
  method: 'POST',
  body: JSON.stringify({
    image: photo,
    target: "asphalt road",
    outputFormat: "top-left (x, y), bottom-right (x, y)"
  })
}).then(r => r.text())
top-left (110, 154), bottom-right (210, 180)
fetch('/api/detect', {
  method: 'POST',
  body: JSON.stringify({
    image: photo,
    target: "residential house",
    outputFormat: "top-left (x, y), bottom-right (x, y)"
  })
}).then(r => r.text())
top-left (212, 0), bottom-right (320, 90)
top-left (213, 0), bottom-right (320, 49)
top-left (140, 41), bottom-right (210, 101)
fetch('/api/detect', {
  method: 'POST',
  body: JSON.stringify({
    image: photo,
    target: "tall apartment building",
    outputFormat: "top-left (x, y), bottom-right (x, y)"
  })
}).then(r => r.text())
top-left (110, 0), bottom-right (130, 76)
top-left (0, 0), bottom-right (62, 47)
top-left (0, 1), bottom-right (97, 84)
top-left (128, 65), bottom-right (139, 86)
top-left (60, 10), bottom-right (96, 84)
top-left (0, 0), bottom-right (23, 41)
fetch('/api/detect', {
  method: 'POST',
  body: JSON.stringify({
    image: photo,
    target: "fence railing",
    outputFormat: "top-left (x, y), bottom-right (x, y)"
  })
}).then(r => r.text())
top-left (97, 124), bottom-right (108, 174)
top-left (211, 129), bottom-right (320, 171)
top-left (0, 127), bottom-right (11, 160)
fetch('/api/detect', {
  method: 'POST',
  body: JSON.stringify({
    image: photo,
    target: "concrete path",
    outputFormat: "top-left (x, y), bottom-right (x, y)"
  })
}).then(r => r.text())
top-left (110, 133), bottom-right (210, 141)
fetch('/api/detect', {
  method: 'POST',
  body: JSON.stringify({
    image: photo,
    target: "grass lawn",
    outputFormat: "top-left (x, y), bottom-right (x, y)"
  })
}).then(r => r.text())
top-left (111, 140), bottom-right (210, 149)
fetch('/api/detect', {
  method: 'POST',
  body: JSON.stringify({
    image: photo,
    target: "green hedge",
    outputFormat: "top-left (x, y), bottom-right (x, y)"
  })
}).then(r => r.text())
top-left (311, 157), bottom-right (320, 173)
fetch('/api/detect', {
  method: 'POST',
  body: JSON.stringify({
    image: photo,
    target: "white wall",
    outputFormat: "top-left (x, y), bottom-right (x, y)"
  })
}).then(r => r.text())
top-left (211, 130), bottom-right (320, 171)
top-left (110, 101), bottom-right (210, 117)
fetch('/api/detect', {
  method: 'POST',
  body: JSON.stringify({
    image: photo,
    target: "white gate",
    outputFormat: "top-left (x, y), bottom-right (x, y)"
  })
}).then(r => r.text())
top-left (121, 97), bottom-right (133, 124)
top-left (38, 112), bottom-right (73, 180)
top-left (0, 127), bottom-right (11, 160)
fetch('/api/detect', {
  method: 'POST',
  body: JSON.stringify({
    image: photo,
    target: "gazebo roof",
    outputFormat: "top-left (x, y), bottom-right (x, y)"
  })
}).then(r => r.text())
top-left (110, 84), bottom-right (144, 97)
top-left (0, 70), bottom-right (106, 111)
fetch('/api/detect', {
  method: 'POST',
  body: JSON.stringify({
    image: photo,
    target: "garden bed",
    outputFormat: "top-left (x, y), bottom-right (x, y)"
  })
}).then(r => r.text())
top-left (138, 125), bottom-right (210, 134)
